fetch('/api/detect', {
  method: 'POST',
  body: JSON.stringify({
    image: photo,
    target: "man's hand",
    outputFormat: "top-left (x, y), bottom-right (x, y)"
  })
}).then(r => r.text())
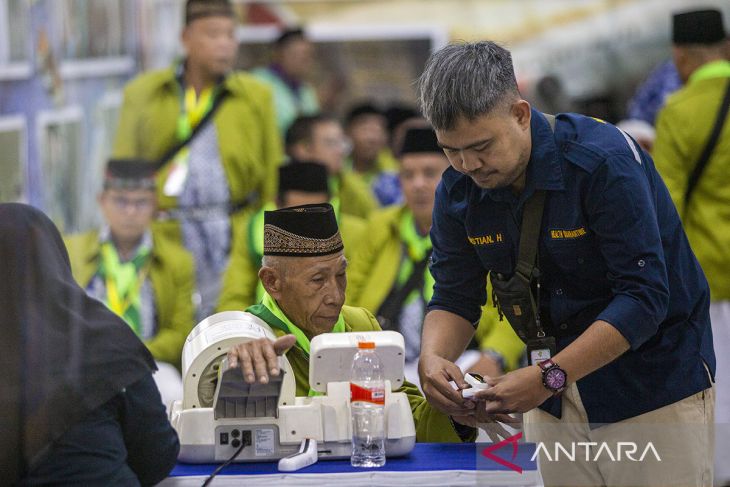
top-left (227, 334), bottom-right (296, 384)
top-left (418, 354), bottom-right (475, 416)
top-left (477, 365), bottom-right (552, 414)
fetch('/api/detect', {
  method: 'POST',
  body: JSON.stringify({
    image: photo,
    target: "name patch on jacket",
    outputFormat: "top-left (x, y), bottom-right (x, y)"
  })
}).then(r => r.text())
top-left (550, 227), bottom-right (587, 240)
top-left (468, 233), bottom-right (504, 246)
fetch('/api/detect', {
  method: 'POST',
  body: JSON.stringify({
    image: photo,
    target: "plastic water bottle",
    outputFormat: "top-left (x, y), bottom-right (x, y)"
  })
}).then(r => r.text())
top-left (350, 341), bottom-right (386, 467)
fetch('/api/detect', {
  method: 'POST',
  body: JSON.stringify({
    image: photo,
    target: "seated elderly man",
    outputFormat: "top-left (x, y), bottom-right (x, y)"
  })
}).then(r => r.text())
top-left (217, 161), bottom-right (365, 312)
top-left (227, 203), bottom-right (515, 442)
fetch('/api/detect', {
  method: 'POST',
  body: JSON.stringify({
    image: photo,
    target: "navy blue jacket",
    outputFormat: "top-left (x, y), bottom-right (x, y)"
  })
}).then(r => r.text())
top-left (429, 109), bottom-right (715, 424)
top-left (21, 374), bottom-right (179, 486)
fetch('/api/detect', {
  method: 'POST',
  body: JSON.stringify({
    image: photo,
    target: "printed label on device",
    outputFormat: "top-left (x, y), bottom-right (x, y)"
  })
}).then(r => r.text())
top-left (255, 428), bottom-right (275, 457)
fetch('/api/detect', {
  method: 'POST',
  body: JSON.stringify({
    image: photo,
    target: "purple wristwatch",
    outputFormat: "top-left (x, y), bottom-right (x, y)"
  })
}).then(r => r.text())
top-left (538, 359), bottom-right (567, 395)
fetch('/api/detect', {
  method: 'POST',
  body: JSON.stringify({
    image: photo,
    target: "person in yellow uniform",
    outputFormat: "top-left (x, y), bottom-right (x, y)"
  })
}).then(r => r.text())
top-left (112, 0), bottom-right (283, 318)
top-left (347, 128), bottom-right (524, 384)
top-left (64, 159), bottom-right (195, 409)
top-left (217, 161), bottom-right (365, 312)
top-left (287, 114), bottom-right (377, 219)
top-left (652, 9), bottom-right (730, 485)
top-left (344, 103), bottom-right (402, 206)
top-left (225, 204), bottom-right (517, 442)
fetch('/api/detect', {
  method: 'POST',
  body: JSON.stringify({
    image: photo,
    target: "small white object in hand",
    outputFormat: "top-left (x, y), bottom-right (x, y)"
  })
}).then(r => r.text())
top-left (462, 372), bottom-right (490, 399)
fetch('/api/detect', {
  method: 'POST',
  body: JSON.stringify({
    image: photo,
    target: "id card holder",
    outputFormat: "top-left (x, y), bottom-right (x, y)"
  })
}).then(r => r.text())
top-left (163, 156), bottom-right (189, 197)
top-left (527, 336), bottom-right (557, 366)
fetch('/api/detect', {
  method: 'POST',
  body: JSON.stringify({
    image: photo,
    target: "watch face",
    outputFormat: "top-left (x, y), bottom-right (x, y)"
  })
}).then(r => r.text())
top-left (545, 368), bottom-right (566, 390)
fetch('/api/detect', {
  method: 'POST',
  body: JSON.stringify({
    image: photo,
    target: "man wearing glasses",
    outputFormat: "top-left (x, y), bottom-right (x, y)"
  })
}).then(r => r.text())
top-left (64, 159), bottom-right (196, 411)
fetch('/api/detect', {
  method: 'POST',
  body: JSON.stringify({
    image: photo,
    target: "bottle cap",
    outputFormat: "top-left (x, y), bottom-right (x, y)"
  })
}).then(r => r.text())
top-left (357, 341), bottom-right (375, 349)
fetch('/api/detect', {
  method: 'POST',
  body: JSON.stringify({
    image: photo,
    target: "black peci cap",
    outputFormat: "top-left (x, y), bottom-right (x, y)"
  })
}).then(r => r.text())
top-left (279, 162), bottom-right (330, 195)
top-left (263, 203), bottom-right (343, 257)
top-left (104, 159), bottom-right (156, 190)
top-left (400, 127), bottom-right (441, 155)
top-left (673, 9), bottom-right (726, 45)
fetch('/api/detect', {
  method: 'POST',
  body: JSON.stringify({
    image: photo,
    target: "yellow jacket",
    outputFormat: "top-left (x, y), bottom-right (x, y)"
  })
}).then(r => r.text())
top-left (64, 230), bottom-right (195, 368)
top-left (113, 67), bottom-right (284, 242)
top-left (347, 205), bottom-right (525, 370)
top-left (653, 60), bottom-right (730, 300)
top-left (337, 171), bottom-right (378, 220)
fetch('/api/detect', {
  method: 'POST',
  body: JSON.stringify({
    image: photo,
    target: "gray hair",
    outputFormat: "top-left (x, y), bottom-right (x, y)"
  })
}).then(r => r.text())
top-left (260, 255), bottom-right (289, 278)
top-left (417, 41), bottom-right (519, 131)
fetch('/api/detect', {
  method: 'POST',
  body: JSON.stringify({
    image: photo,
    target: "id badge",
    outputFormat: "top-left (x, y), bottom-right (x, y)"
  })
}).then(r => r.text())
top-left (527, 336), bottom-right (557, 366)
top-left (163, 155), bottom-right (189, 197)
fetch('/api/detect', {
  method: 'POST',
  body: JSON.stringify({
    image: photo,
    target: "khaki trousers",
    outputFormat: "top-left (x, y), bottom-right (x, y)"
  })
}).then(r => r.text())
top-left (710, 302), bottom-right (730, 486)
top-left (525, 382), bottom-right (715, 487)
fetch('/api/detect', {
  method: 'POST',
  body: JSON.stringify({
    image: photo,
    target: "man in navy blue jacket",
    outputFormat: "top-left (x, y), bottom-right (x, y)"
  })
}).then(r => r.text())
top-left (417, 41), bottom-right (715, 487)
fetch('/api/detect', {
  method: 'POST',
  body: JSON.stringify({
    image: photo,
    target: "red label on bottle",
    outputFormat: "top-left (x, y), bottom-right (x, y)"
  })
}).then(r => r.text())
top-left (350, 382), bottom-right (385, 405)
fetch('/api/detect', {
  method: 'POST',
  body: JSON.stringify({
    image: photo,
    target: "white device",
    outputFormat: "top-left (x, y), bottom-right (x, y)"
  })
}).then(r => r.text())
top-left (461, 372), bottom-right (490, 399)
top-left (170, 312), bottom-right (416, 464)
top-left (277, 438), bottom-right (318, 472)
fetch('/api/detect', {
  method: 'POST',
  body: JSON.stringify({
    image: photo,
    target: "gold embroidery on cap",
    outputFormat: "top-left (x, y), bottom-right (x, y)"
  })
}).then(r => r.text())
top-left (264, 224), bottom-right (343, 255)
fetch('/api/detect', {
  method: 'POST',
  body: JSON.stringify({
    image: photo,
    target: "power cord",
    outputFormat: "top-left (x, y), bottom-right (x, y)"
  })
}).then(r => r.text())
top-left (201, 443), bottom-right (246, 487)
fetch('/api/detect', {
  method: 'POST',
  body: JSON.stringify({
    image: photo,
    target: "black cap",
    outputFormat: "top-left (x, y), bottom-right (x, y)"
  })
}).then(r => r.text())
top-left (263, 203), bottom-right (343, 257)
top-left (385, 105), bottom-right (419, 133)
top-left (185, 0), bottom-right (234, 25)
top-left (673, 9), bottom-right (726, 45)
top-left (345, 102), bottom-right (383, 126)
top-left (275, 28), bottom-right (306, 48)
top-left (104, 159), bottom-right (156, 190)
top-left (279, 162), bottom-right (330, 195)
top-left (400, 128), bottom-right (441, 155)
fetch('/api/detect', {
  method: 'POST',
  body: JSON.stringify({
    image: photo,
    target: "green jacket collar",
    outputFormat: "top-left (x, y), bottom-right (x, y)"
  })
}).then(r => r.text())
top-left (76, 230), bottom-right (162, 287)
top-left (246, 292), bottom-right (345, 357)
top-left (399, 208), bottom-right (431, 262)
top-left (98, 226), bottom-right (153, 262)
top-left (689, 60), bottom-right (730, 84)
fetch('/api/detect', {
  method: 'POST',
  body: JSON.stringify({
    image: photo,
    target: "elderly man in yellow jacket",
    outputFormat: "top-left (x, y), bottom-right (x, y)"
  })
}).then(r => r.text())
top-left (112, 0), bottom-right (283, 318)
top-left (226, 203), bottom-right (517, 442)
top-left (347, 128), bottom-right (525, 384)
top-left (65, 159), bottom-right (195, 410)
top-left (652, 9), bottom-right (730, 484)
top-left (217, 161), bottom-right (365, 312)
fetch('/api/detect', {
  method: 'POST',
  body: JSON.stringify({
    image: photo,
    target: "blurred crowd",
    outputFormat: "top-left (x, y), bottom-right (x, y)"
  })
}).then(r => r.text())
top-left (16, 0), bottom-right (728, 484)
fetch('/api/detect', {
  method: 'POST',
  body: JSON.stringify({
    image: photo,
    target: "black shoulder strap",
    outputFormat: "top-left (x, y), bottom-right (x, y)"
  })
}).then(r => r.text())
top-left (376, 249), bottom-right (433, 330)
top-left (514, 113), bottom-right (554, 279)
top-left (153, 89), bottom-right (229, 170)
top-left (684, 79), bottom-right (730, 210)
top-left (514, 190), bottom-right (546, 280)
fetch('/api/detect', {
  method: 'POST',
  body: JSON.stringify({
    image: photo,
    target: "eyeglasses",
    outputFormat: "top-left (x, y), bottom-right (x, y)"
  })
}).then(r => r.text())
top-left (109, 195), bottom-right (155, 211)
top-left (319, 137), bottom-right (353, 153)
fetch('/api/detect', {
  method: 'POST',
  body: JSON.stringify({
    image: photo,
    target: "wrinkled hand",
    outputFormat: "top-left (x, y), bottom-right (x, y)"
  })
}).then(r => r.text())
top-left (476, 365), bottom-right (552, 414)
top-left (227, 334), bottom-right (296, 384)
top-left (418, 354), bottom-right (475, 416)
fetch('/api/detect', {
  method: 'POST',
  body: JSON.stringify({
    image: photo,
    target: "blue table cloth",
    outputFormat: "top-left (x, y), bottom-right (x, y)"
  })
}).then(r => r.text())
top-left (164, 442), bottom-right (540, 486)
